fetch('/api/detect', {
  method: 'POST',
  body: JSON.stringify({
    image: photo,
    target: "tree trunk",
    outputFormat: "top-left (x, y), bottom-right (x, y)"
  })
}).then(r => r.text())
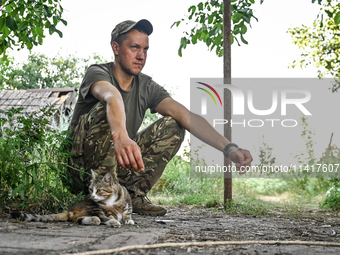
top-left (223, 0), bottom-right (232, 207)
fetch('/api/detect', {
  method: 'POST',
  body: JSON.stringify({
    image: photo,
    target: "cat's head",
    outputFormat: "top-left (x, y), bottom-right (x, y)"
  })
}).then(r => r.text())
top-left (88, 170), bottom-right (118, 202)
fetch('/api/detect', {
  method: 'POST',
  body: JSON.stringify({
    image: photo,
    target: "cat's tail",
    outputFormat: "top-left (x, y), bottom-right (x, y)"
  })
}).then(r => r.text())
top-left (11, 210), bottom-right (70, 222)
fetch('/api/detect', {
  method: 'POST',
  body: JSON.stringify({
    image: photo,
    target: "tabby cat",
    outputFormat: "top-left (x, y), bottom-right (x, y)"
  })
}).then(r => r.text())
top-left (12, 170), bottom-right (134, 227)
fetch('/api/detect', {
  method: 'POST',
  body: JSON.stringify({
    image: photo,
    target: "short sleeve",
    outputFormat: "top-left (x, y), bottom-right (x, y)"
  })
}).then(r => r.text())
top-left (147, 80), bottom-right (171, 113)
top-left (79, 64), bottom-right (112, 103)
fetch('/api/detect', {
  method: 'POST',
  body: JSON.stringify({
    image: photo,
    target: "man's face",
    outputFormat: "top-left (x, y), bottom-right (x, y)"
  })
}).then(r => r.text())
top-left (113, 29), bottom-right (149, 76)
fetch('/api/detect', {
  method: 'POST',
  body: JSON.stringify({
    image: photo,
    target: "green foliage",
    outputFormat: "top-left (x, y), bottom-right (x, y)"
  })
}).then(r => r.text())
top-left (0, 52), bottom-right (108, 90)
top-left (294, 115), bottom-right (317, 168)
top-left (256, 135), bottom-right (276, 167)
top-left (172, 0), bottom-right (264, 57)
top-left (322, 179), bottom-right (340, 210)
top-left (0, 105), bottom-right (77, 212)
top-left (139, 109), bottom-right (161, 131)
top-left (319, 134), bottom-right (340, 210)
top-left (0, 0), bottom-right (67, 59)
top-left (150, 151), bottom-right (224, 207)
top-left (288, 0), bottom-right (340, 92)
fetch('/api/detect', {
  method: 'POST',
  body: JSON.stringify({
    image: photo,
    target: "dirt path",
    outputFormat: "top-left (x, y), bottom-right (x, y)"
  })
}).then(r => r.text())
top-left (0, 206), bottom-right (339, 254)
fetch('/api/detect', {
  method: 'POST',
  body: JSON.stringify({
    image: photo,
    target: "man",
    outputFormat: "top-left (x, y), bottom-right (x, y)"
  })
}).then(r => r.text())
top-left (69, 19), bottom-right (253, 216)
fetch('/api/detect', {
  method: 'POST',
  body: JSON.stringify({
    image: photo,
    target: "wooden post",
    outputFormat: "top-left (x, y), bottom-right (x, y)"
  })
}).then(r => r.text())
top-left (223, 0), bottom-right (232, 207)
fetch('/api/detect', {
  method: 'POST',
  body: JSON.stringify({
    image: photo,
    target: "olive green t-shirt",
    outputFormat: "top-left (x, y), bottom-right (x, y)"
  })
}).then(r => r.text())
top-left (69, 62), bottom-right (170, 138)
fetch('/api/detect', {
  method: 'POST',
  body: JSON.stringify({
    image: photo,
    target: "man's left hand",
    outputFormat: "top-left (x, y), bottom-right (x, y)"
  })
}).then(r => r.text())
top-left (228, 149), bottom-right (253, 174)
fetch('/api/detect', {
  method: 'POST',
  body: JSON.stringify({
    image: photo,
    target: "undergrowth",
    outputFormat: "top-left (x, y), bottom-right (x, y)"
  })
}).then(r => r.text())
top-left (0, 106), bottom-right (82, 213)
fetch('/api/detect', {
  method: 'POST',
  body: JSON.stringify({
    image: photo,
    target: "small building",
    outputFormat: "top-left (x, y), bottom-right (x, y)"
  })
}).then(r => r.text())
top-left (0, 88), bottom-right (77, 135)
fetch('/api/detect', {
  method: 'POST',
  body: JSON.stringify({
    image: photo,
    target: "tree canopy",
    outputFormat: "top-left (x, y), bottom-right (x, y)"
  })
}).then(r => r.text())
top-left (0, 52), bottom-right (107, 90)
top-left (172, 0), bottom-right (264, 57)
top-left (0, 0), bottom-right (66, 58)
top-left (288, 0), bottom-right (340, 92)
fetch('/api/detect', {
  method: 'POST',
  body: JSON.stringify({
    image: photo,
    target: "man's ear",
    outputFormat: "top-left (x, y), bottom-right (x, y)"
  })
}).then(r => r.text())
top-left (111, 41), bottom-right (119, 55)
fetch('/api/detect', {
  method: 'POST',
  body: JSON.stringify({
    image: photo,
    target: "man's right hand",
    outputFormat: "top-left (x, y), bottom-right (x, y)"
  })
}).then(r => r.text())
top-left (112, 131), bottom-right (145, 172)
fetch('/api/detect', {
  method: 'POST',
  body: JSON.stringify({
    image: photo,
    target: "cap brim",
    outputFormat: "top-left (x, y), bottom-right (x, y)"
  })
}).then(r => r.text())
top-left (121, 19), bottom-right (153, 36)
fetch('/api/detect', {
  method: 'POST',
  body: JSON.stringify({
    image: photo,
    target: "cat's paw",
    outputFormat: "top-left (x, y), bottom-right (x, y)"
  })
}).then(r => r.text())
top-left (125, 219), bottom-right (134, 225)
top-left (105, 219), bottom-right (121, 228)
top-left (82, 216), bottom-right (101, 225)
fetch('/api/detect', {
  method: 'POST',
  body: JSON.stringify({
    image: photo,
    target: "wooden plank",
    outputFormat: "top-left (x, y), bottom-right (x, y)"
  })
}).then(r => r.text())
top-left (10, 99), bottom-right (19, 106)
top-left (0, 90), bottom-right (7, 99)
top-left (2, 91), bottom-right (13, 100)
top-left (50, 92), bottom-right (59, 98)
top-left (8, 91), bottom-right (19, 99)
top-left (16, 98), bottom-right (28, 106)
top-left (42, 91), bottom-right (52, 98)
top-left (24, 98), bottom-right (34, 106)
top-left (15, 90), bottom-right (27, 99)
top-left (22, 92), bottom-right (31, 99)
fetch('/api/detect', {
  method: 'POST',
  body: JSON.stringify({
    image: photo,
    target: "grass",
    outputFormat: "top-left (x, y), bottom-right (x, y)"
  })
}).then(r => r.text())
top-left (149, 154), bottom-right (339, 217)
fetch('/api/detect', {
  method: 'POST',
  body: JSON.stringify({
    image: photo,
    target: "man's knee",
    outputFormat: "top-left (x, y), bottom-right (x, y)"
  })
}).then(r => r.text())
top-left (162, 116), bottom-right (185, 143)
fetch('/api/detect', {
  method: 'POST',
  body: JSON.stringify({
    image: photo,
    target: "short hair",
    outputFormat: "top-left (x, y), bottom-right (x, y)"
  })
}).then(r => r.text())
top-left (111, 26), bottom-right (148, 46)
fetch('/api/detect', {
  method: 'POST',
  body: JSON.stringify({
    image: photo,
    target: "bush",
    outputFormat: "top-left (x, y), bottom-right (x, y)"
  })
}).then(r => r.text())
top-left (0, 106), bottom-right (77, 213)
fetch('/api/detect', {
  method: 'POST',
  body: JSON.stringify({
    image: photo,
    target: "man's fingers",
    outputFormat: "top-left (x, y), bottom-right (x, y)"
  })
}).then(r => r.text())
top-left (120, 151), bottom-right (131, 169)
top-left (127, 149), bottom-right (140, 172)
top-left (133, 149), bottom-right (145, 172)
top-left (241, 150), bottom-right (253, 166)
top-left (116, 153), bottom-right (127, 169)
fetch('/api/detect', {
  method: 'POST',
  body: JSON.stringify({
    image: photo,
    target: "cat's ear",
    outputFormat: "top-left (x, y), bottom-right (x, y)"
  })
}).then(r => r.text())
top-left (91, 169), bottom-right (98, 180)
top-left (103, 172), bottom-right (113, 185)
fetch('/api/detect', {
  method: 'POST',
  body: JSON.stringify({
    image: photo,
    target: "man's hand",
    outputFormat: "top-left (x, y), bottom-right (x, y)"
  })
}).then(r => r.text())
top-left (228, 149), bottom-right (253, 175)
top-left (112, 132), bottom-right (145, 172)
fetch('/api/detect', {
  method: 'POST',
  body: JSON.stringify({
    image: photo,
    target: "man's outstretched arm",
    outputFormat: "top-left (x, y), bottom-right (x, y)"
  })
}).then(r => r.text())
top-left (155, 97), bottom-right (253, 170)
top-left (91, 81), bottom-right (145, 172)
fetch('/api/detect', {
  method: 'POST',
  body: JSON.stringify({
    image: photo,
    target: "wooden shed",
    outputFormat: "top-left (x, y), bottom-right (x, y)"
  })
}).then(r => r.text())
top-left (0, 88), bottom-right (77, 131)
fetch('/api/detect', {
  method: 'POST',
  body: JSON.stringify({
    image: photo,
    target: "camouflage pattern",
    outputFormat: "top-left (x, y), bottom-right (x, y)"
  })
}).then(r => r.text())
top-left (110, 19), bottom-right (153, 44)
top-left (69, 101), bottom-right (185, 196)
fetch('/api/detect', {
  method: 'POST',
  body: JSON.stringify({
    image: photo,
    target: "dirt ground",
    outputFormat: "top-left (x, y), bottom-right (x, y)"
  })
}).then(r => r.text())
top-left (0, 205), bottom-right (340, 255)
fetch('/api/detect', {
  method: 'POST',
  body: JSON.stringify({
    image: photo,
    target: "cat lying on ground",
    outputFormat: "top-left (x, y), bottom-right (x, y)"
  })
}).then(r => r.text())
top-left (11, 170), bottom-right (134, 228)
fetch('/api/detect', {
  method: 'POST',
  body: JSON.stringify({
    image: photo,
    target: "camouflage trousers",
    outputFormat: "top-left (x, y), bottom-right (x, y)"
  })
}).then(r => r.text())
top-left (69, 102), bottom-right (185, 196)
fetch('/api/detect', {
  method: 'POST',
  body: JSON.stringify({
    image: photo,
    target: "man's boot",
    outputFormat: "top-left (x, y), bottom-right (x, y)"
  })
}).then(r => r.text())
top-left (131, 195), bottom-right (167, 216)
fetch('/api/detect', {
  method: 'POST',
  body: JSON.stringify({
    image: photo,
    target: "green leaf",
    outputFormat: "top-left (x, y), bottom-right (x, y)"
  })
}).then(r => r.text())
top-left (49, 25), bottom-right (56, 35)
top-left (0, 18), bottom-right (5, 32)
top-left (325, 10), bottom-right (333, 18)
top-left (2, 27), bottom-right (11, 39)
top-left (10, 7), bottom-right (20, 18)
top-left (198, 2), bottom-right (203, 11)
top-left (208, 15), bottom-right (214, 24)
top-left (209, 26), bottom-right (219, 36)
top-left (44, 6), bottom-right (52, 17)
top-left (240, 34), bottom-right (248, 44)
top-left (6, 17), bottom-right (18, 31)
top-left (334, 12), bottom-right (340, 25)
top-left (53, 16), bottom-right (58, 26)
top-left (231, 13), bottom-right (242, 23)
top-left (12, 184), bottom-right (23, 196)
top-left (5, 4), bottom-right (12, 13)
top-left (188, 5), bottom-right (195, 13)
top-left (55, 29), bottom-right (63, 38)
top-left (241, 24), bottom-right (247, 34)
top-left (60, 18), bottom-right (67, 26)
top-left (35, 26), bottom-right (44, 37)
top-left (32, 168), bottom-right (38, 183)
top-left (192, 33), bottom-right (198, 44)
top-left (170, 21), bottom-right (177, 29)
